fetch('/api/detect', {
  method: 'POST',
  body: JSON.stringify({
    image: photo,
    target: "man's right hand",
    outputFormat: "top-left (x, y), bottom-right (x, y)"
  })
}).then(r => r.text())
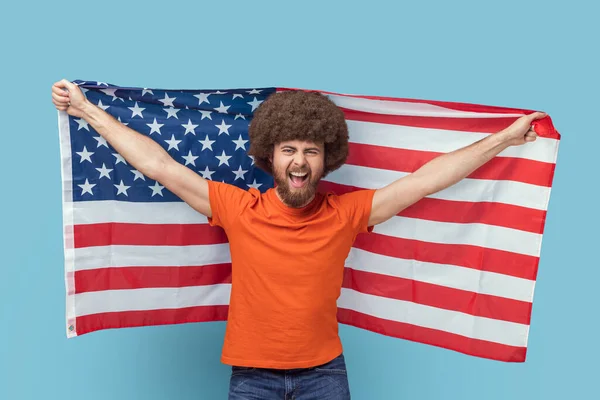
top-left (51, 79), bottom-right (89, 118)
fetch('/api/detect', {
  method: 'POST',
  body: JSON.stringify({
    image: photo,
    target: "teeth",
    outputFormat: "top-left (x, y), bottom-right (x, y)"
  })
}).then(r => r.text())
top-left (290, 172), bottom-right (307, 177)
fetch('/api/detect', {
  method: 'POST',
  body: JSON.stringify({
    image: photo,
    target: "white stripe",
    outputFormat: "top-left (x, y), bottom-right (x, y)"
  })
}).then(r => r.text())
top-left (346, 248), bottom-right (534, 302)
top-left (327, 94), bottom-right (525, 119)
top-left (58, 110), bottom-right (77, 337)
top-left (325, 164), bottom-right (551, 211)
top-left (337, 288), bottom-right (529, 347)
top-left (347, 120), bottom-right (559, 164)
top-left (72, 200), bottom-right (205, 224)
top-left (73, 284), bottom-right (231, 317)
top-left (376, 216), bottom-right (541, 256)
top-left (72, 244), bottom-right (231, 271)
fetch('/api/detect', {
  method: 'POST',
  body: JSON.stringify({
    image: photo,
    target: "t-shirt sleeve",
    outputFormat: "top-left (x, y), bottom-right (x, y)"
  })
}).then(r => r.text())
top-left (336, 189), bottom-right (376, 234)
top-left (206, 180), bottom-right (257, 230)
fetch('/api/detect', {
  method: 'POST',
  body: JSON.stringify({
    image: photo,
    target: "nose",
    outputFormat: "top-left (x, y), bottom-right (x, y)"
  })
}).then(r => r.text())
top-left (293, 152), bottom-right (307, 167)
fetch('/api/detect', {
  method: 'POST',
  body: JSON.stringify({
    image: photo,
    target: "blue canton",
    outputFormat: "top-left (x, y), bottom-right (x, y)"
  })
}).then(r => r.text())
top-left (69, 80), bottom-right (276, 203)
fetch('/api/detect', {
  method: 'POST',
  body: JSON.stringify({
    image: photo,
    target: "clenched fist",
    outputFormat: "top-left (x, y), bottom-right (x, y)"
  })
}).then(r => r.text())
top-left (51, 79), bottom-right (90, 118)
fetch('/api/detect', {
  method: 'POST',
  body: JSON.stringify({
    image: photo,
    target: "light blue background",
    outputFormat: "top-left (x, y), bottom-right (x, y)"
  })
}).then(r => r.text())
top-left (1, 1), bottom-right (598, 399)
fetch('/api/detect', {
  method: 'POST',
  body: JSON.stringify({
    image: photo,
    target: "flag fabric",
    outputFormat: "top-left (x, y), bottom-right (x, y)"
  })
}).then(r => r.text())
top-left (57, 80), bottom-right (560, 363)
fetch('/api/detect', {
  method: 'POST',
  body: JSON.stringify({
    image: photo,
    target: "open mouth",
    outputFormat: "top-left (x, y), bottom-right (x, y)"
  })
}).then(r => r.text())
top-left (288, 171), bottom-right (309, 188)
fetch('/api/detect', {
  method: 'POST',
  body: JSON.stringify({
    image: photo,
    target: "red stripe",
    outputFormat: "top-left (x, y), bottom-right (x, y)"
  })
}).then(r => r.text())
top-left (73, 222), bottom-right (538, 279)
top-left (277, 87), bottom-right (560, 140)
top-left (342, 268), bottom-right (531, 325)
top-left (319, 181), bottom-right (547, 234)
top-left (342, 107), bottom-right (520, 134)
top-left (74, 263), bottom-right (232, 294)
top-left (353, 232), bottom-right (539, 280)
top-left (75, 305), bottom-right (229, 336)
top-left (346, 142), bottom-right (555, 187)
top-left (74, 222), bottom-right (227, 248)
top-left (336, 308), bottom-right (526, 362)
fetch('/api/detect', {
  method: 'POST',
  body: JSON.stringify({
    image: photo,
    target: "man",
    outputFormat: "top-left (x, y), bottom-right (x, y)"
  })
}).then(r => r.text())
top-left (51, 79), bottom-right (544, 399)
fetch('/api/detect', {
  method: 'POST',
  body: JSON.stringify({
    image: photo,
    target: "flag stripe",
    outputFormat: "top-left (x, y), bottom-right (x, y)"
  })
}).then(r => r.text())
top-left (337, 288), bottom-right (528, 347)
top-left (325, 164), bottom-right (551, 210)
top-left (74, 264), bottom-right (232, 294)
top-left (73, 214), bottom-right (541, 257)
top-left (345, 119), bottom-right (559, 164)
top-left (347, 248), bottom-right (535, 302)
top-left (74, 222), bottom-right (227, 248)
top-left (354, 234), bottom-right (538, 280)
top-left (70, 265), bottom-right (529, 324)
top-left (74, 305), bottom-right (229, 336)
top-left (71, 243), bottom-right (231, 271)
top-left (343, 268), bottom-right (531, 324)
top-left (320, 181), bottom-right (547, 234)
top-left (73, 284), bottom-right (231, 317)
top-left (346, 142), bottom-right (555, 187)
top-left (336, 308), bottom-right (527, 362)
top-left (70, 248), bottom-right (534, 302)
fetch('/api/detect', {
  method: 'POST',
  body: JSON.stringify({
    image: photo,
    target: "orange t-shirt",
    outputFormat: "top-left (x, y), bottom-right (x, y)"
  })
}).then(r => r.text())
top-left (207, 180), bottom-right (375, 369)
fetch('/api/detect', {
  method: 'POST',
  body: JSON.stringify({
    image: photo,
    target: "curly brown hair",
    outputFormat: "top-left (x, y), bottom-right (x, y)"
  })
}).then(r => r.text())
top-left (247, 90), bottom-right (349, 177)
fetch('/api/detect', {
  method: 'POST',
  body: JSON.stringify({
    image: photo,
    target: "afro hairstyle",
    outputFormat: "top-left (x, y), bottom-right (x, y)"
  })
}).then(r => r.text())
top-left (247, 90), bottom-right (349, 177)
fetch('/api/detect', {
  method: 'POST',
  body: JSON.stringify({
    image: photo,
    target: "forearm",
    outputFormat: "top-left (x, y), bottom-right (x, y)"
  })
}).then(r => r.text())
top-left (413, 132), bottom-right (511, 195)
top-left (81, 101), bottom-right (169, 179)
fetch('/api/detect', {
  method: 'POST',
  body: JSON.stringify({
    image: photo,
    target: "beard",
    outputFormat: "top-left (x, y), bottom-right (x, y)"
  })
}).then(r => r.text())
top-left (272, 164), bottom-right (323, 208)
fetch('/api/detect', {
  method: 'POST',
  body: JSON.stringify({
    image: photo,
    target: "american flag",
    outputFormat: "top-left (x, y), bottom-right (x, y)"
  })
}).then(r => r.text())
top-left (57, 80), bottom-right (560, 363)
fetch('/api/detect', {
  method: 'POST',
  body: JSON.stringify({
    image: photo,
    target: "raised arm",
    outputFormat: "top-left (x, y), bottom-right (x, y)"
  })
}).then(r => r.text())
top-left (367, 112), bottom-right (547, 226)
top-left (51, 79), bottom-right (212, 218)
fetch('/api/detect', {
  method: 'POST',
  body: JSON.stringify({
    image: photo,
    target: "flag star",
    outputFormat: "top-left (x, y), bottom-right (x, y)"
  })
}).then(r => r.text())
top-left (248, 179), bottom-right (262, 189)
top-left (158, 93), bottom-right (176, 107)
top-left (216, 119), bottom-right (232, 135)
top-left (182, 150), bottom-right (199, 166)
top-left (247, 89), bottom-right (262, 94)
top-left (181, 119), bottom-right (199, 135)
top-left (100, 88), bottom-right (122, 102)
top-left (75, 118), bottom-right (89, 131)
top-left (131, 169), bottom-right (145, 181)
top-left (96, 163), bottom-right (113, 179)
top-left (163, 107), bottom-right (180, 119)
top-left (232, 93), bottom-right (244, 99)
top-left (76, 146), bottom-right (94, 163)
top-left (214, 101), bottom-right (230, 114)
top-left (94, 135), bottom-right (108, 148)
top-left (232, 134), bottom-right (248, 151)
top-left (142, 88), bottom-right (154, 96)
top-left (248, 97), bottom-right (263, 112)
top-left (96, 99), bottom-right (110, 111)
top-left (194, 92), bottom-right (211, 105)
top-left (128, 102), bottom-right (145, 118)
top-left (147, 118), bottom-right (164, 135)
top-left (215, 150), bottom-right (232, 166)
top-left (114, 180), bottom-right (131, 196)
top-left (165, 134), bottom-right (182, 151)
top-left (80, 87), bottom-right (89, 95)
top-left (214, 90), bottom-right (227, 94)
top-left (199, 135), bottom-right (216, 151)
top-left (117, 116), bottom-right (129, 126)
top-left (199, 110), bottom-right (212, 120)
top-left (232, 166), bottom-right (248, 181)
top-left (248, 155), bottom-right (255, 165)
top-left (97, 81), bottom-right (108, 86)
top-left (78, 179), bottom-right (96, 195)
top-left (113, 152), bottom-right (127, 165)
top-left (234, 113), bottom-right (246, 120)
top-left (199, 166), bottom-right (215, 180)
top-left (149, 181), bottom-right (165, 197)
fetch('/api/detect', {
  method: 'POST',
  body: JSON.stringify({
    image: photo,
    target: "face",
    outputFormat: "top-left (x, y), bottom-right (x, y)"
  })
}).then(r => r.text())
top-left (270, 140), bottom-right (325, 208)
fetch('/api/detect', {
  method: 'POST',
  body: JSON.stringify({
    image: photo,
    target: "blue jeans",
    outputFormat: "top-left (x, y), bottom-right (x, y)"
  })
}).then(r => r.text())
top-left (228, 353), bottom-right (351, 399)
